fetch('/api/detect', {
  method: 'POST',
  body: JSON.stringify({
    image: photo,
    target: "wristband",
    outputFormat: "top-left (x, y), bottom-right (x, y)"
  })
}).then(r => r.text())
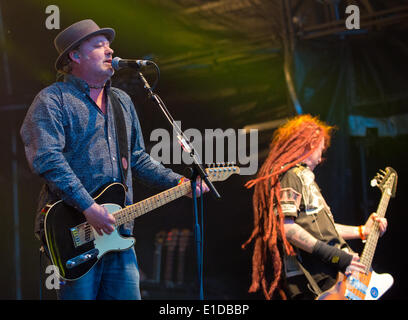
top-left (178, 177), bottom-right (188, 185)
top-left (358, 225), bottom-right (366, 241)
top-left (312, 240), bottom-right (353, 273)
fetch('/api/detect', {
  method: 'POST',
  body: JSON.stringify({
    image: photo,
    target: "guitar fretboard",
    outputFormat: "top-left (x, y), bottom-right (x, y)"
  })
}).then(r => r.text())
top-left (70, 165), bottom-right (239, 247)
top-left (74, 181), bottom-right (192, 246)
top-left (360, 186), bottom-right (391, 273)
top-left (113, 182), bottom-right (191, 226)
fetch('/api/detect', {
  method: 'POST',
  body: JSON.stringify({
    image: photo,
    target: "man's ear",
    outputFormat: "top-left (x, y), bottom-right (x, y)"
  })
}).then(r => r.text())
top-left (69, 51), bottom-right (80, 63)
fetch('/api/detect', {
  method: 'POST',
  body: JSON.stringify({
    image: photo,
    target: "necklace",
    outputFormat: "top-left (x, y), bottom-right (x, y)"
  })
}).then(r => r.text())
top-left (88, 83), bottom-right (105, 89)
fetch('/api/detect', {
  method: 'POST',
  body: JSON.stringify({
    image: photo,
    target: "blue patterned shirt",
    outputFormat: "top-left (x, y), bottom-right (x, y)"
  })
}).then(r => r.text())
top-left (20, 74), bottom-right (182, 234)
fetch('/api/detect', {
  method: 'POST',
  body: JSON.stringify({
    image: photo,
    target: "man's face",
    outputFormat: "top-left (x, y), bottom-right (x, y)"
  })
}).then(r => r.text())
top-left (74, 35), bottom-right (114, 78)
top-left (304, 138), bottom-right (325, 171)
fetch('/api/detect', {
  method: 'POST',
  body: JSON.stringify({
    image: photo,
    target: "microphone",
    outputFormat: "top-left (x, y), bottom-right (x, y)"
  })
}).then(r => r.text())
top-left (111, 57), bottom-right (153, 70)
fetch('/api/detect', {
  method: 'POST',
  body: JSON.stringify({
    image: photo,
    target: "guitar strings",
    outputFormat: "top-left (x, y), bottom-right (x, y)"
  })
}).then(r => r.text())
top-left (76, 181), bottom-right (192, 243)
top-left (75, 168), bottom-right (231, 244)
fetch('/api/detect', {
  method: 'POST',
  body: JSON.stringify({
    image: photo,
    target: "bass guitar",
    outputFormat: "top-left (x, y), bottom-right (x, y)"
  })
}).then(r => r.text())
top-left (43, 164), bottom-right (240, 281)
top-left (317, 167), bottom-right (397, 300)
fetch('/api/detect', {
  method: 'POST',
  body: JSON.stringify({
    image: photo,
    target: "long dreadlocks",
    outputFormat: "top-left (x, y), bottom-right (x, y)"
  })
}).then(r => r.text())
top-left (242, 114), bottom-right (334, 300)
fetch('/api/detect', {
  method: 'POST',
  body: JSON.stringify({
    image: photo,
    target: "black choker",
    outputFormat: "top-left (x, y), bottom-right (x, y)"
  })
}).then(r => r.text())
top-left (89, 84), bottom-right (105, 89)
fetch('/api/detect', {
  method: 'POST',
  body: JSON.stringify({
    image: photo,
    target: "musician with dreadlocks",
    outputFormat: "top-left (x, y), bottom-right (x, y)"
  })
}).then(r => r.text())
top-left (242, 114), bottom-right (387, 300)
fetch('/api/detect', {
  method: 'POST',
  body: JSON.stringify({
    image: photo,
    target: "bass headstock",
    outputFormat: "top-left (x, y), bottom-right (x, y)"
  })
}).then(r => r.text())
top-left (370, 167), bottom-right (398, 198)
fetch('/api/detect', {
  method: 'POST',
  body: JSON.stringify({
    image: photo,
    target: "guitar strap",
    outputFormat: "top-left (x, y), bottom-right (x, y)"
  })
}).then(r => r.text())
top-left (108, 89), bottom-right (129, 191)
top-left (296, 259), bottom-right (323, 296)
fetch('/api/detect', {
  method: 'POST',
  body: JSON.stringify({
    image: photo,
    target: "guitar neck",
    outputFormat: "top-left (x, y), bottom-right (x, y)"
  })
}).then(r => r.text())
top-left (71, 164), bottom-right (239, 249)
top-left (360, 191), bottom-right (391, 272)
top-left (112, 181), bottom-right (192, 227)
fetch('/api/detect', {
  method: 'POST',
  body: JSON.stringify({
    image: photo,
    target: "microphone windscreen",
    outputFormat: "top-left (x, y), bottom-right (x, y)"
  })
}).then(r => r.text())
top-left (111, 57), bottom-right (122, 70)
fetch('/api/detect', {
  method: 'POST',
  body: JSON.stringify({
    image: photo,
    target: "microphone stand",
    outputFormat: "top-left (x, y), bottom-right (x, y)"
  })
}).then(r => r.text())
top-left (135, 68), bottom-right (221, 300)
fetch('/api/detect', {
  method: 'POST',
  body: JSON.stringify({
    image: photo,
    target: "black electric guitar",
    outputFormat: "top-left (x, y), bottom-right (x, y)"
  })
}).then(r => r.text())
top-left (43, 164), bottom-right (240, 281)
top-left (317, 167), bottom-right (397, 300)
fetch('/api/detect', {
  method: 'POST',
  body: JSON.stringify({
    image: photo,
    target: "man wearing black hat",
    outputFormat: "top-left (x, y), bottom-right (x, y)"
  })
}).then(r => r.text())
top-left (20, 19), bottom-right (207, 299)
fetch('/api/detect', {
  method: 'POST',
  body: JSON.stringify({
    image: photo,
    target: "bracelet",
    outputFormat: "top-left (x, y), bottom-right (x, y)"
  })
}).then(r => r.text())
top-left (358, 225), bottom-right (366, 241)
top-left (178, 177), bottom-right (188, 185)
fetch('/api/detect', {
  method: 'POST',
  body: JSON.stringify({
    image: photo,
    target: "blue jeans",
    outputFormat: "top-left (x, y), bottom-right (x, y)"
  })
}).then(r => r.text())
top-left (57, 248), bottom-right (141, 300)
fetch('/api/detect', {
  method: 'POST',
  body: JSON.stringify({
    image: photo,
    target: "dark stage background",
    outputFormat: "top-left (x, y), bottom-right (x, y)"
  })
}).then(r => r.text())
top-left (0, 0), bottom-right (407, 300)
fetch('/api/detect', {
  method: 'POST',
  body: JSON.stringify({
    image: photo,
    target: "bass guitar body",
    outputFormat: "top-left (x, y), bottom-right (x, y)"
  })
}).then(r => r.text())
top-left (317, 269), bottom-right (393, 300)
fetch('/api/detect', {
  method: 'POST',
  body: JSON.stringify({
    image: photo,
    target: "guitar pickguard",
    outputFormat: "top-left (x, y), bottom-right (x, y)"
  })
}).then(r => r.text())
top-left (92, 203), bottom-right (135, 259)
top-left (364, 270), bottom-right (393, 300)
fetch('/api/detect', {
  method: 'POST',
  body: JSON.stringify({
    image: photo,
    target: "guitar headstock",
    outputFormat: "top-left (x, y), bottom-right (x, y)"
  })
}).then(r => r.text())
top-left (370, 167), bottom-right (398, 198)
top-left (206, 162), bottom-right (240, 182)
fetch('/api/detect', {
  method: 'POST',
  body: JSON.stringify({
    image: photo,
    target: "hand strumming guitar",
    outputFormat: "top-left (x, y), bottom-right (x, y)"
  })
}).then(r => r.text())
top-left (83, 203), bottom-right (115, 236)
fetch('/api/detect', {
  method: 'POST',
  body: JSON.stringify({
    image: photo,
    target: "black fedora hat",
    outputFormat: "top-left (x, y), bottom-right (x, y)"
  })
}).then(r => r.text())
top-left (54, 19), bottom-right (115, 71)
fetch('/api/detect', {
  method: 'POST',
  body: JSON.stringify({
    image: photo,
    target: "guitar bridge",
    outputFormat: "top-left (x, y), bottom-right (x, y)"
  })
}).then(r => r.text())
top-left (70, 223), bottom-right (93, 248)
top-left (345, 289), bottom-right (362, 300)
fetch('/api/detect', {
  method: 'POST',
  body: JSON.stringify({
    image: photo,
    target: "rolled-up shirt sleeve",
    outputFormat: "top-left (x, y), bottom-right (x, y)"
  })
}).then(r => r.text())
top-left (279, 169), bottom-right (303, 218)
top-left (20, 87), bottom-right (94, 212)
